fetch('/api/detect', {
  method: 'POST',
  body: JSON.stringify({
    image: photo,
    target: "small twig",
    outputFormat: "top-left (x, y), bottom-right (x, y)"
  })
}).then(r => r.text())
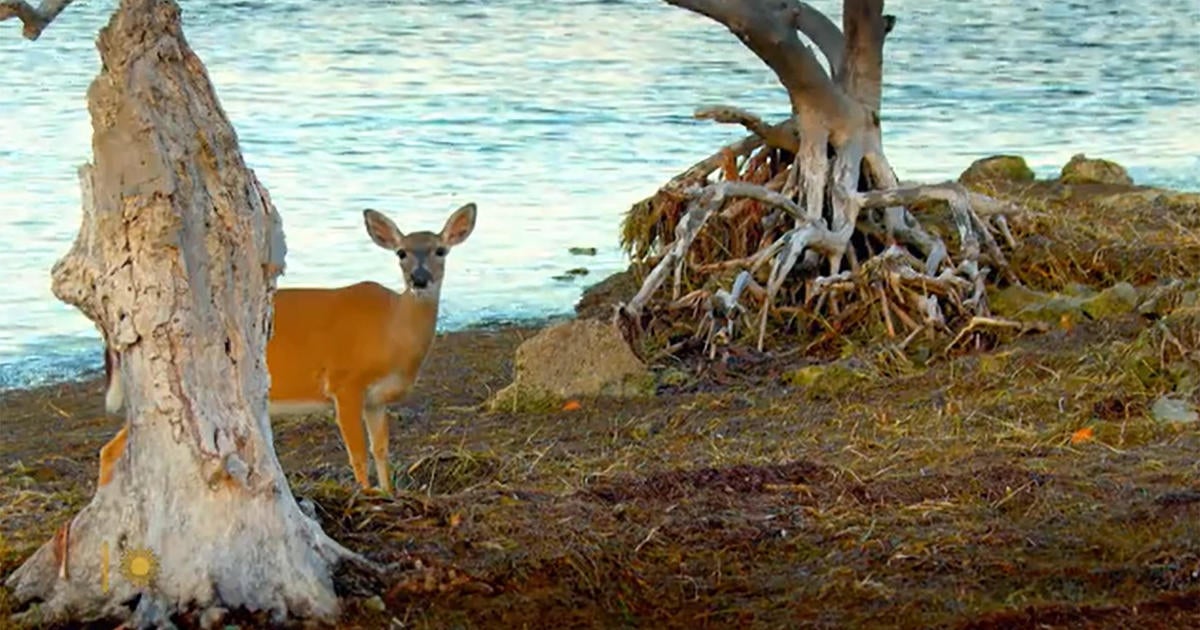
top-left (941, 316), bottom-right (1048, 356)
top-left (992, 215), bottom-right (1017, 249)
top-left (634, 525), bottom-right (662, 554)
top-left (876, 285), bottom-right (896, 338)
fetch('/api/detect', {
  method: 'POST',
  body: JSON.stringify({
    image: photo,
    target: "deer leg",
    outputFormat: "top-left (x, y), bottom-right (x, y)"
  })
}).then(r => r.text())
top-left (363, 405), bottom-right (392, 495)
top-left (332, 391), bottom-right (370, 490)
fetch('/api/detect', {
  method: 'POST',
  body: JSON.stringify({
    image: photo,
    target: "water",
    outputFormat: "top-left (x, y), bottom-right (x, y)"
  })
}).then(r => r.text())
top-left (0, 0), bottom-right (1197, 390)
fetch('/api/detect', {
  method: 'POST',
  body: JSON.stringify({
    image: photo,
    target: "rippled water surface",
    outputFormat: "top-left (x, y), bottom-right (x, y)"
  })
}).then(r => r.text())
top-left (1, 0), bottom-right (1197, 389)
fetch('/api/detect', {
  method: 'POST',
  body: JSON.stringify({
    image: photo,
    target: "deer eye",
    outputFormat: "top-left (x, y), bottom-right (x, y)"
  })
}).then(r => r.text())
top-left (434, 247), bottom-right (447, 257)
top-left (396, 249), bottom-right (407, 260)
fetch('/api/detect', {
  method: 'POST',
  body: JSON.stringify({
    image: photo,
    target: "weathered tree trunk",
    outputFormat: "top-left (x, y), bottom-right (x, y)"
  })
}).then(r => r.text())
top-left (4, 0), bottom-right (371, 626)
top-left (618, 0), bottom-right (1020, 356)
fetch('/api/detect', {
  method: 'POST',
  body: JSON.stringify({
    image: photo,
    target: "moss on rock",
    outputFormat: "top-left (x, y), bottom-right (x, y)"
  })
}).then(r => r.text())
top-left (781, 361), bottom-right (871, 398)
top-left (1081, 282), bottom-right (1139, 319)
top-left (990, 282), bottom-right (1143, 324)
top-left (958, 155), bottom-right (1036, 189)
top-left (1060, 153), bottom-right (1134, 186)
top-left (988, 285), bottom-right (1084, 324)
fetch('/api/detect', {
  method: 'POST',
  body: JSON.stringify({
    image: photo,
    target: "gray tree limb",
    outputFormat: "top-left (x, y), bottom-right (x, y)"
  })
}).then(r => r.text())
top-left (665, 0), bottom-right (855, 137)
top-left (793, 1), bottom-right (844, 78)
top-left (0, 0), bottom-right (74, 40)
top-left (839, 0), bottom-right (889, 112)
top-left (694, 105), bottom-right (799, 152)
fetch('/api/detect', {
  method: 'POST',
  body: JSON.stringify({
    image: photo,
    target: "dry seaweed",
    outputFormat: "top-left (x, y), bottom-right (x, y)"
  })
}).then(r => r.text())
top-left (4, 299), bottom-right (1200, 628)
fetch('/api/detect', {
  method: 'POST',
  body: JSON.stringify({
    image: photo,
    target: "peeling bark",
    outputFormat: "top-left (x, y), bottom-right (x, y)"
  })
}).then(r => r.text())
top-left (4, 0), bottom-right (374, 626)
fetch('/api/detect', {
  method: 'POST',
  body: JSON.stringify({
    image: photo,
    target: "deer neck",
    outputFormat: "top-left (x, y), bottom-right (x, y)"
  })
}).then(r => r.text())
top-left (391, 286), bottom-right (441, 367)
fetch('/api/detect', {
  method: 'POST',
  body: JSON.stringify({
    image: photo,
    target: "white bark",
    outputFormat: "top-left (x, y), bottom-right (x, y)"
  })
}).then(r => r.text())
top-left (4, 0), bottom-right (372, 625)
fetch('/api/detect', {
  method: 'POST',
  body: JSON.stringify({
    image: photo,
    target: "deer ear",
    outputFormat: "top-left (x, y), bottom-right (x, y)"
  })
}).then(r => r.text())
top-left (363, 209), bottom-right (404, 250)
top-left (441, 202), bottom-right (477, 247)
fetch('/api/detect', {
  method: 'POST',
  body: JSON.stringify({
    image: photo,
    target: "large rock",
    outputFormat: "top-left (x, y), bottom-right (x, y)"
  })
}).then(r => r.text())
top-left (1059, 153), bottom-right (1133, 186)
top-left (958, 155), bottom-right (1036, 188)
top-left (488, 319), bottom-right (654, 411)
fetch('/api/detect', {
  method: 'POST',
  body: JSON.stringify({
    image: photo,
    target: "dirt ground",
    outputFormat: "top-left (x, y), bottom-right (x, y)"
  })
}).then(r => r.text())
top-left (3, 313), bottom-right (1200, 629)
top-left (4, 175), bottom-right (1200, 629)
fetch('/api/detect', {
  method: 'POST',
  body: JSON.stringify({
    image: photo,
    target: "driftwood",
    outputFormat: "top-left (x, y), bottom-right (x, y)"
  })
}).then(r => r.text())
top-left (0, 0), bottom-right (73, 39)
top-left (617, 0), bottom-right (1026, 360)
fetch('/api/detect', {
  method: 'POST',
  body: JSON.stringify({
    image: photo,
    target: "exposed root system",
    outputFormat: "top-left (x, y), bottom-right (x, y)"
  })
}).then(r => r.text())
top-left (615, 0), bottom-right (1028, 368)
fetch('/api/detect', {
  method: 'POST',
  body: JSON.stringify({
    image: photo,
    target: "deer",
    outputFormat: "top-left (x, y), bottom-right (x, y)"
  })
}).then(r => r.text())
top-left (97, 202), bottom-right (479, 496)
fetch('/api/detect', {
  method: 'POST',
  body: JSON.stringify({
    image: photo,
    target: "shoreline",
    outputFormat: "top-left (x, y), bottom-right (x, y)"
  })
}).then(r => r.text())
top-left (0, 311), bottom-right (577, 400)
top-left (3, 153), bottom-right (1196, 399)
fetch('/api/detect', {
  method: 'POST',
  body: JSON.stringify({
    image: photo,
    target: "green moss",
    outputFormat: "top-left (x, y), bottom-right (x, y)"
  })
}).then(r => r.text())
top-left (486, 382), bottom-right (565, 413)
top-left (602, 371), bottom-right (657, 398)
top-left (1059, 153), bottom-right (1134, 186)
top-left (1080, 282), bottom-right (1139, 319)
top-left (657, 367), bottom-right (692, 389)
top-left (988, 285), bottom-right (1083, 323)
top-left (1062, 283), bottom-right (1099, 298)
top-left (782, 361), bottom-right (871, 398)
top-left (958, 155), bottom-right (1036, 189)
top-left (977, 351), bottom-right (1015, 376)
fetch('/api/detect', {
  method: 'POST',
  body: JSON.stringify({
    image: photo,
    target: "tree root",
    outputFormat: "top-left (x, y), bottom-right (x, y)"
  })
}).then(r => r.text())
top-left (616, 160), bottom-right (1025, 362)
top-left (4, 478), bottom-right (395, 629)
top-left (616, 0), bottom-right (1033, 368)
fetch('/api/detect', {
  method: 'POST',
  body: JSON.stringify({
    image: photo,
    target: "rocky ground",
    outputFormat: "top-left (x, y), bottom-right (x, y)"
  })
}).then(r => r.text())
top-left (3, 155), bottom-right (1200, 629)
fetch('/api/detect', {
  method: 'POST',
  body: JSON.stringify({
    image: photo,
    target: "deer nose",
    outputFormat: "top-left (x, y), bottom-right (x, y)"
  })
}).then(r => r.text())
top-left (411, 268), bottom-right (433, 289)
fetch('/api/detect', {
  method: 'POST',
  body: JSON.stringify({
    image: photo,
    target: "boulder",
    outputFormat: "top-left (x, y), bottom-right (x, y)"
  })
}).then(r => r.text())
top-left (488, 319), bottom-right (654, 412)
top-left (958, 155), bottom-right (1036, 188)
top-left (1138, 279), bottom-right (1200, 319)
top-left (1059, 153), bottom-right (1133, 186)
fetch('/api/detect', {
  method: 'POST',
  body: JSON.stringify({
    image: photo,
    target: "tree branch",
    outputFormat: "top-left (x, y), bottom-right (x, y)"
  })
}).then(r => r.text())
top-left (717, 180), bottom-right (805, 219)
top-left (792, 1), bottom-right (844, 79)
top-left (0, 0), bottom-right (74, 40)
top-left (839, 0), bottom-right (887, 113)
top-left (665, 0), bottom-right (853, 136)
top-left (694, 106), bottom-right (799, 152)
top-left (855, 181), bottom-right (1016, 286)
top-left (661, 133), bottom-right (764, 196)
